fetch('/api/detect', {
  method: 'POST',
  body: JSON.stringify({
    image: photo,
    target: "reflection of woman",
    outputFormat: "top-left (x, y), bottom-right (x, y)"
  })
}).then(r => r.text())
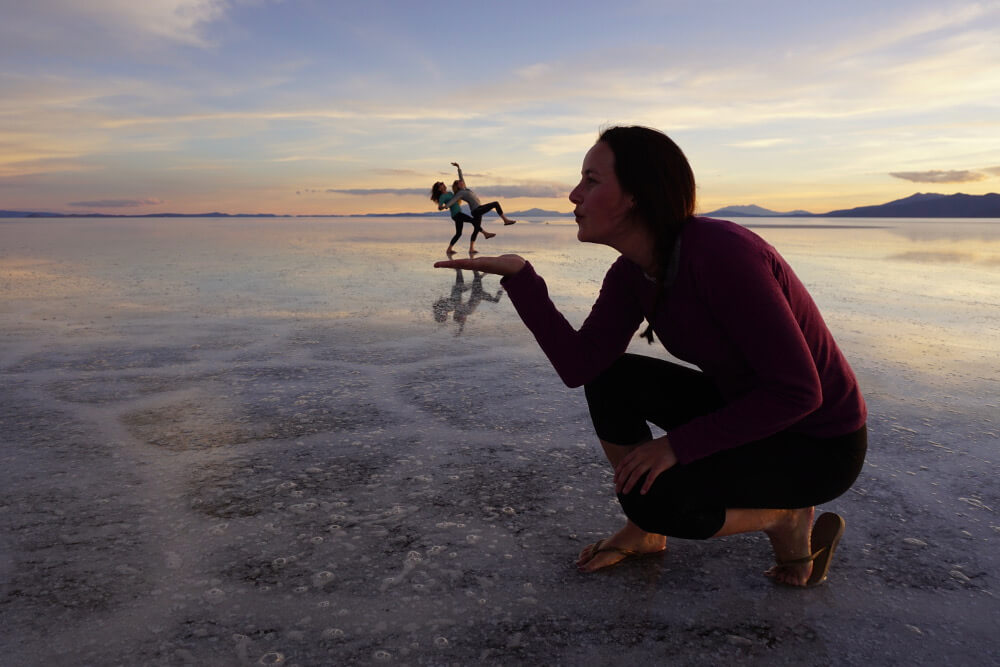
top-left (430, 180), bottom-right (494, 255)
top-left (435, 126), bottom-right (867, 587)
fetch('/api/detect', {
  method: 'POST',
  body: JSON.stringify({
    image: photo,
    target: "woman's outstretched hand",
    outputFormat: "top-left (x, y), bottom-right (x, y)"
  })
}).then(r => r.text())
top-left (434, 254), bottom-right (526, 277)
top-left (614, 436), bottom-right (678, 495)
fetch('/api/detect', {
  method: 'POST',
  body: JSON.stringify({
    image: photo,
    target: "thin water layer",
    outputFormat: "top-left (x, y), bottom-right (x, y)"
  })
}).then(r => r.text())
top-left (1, 217), bottom-right (998, 664)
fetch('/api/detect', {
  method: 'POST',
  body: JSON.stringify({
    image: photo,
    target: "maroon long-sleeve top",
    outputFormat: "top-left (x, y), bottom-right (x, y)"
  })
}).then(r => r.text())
top-left (500, 217), bottom-right (866, 465)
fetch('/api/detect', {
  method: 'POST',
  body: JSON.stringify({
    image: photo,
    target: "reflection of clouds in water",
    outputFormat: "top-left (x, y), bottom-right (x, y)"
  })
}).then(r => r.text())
top-left (884, 220), bottom-right (1000, 242)
top-left (834, 308), bottom-right (1000, 385)
top-left (3, 216), bottom-right (999, 665)
top-left (0, 256), bottom-right (109, 299)
top-left (887, 251), bottom-right (981, 264)
top-left (743, 223), bottom-right (886, 230)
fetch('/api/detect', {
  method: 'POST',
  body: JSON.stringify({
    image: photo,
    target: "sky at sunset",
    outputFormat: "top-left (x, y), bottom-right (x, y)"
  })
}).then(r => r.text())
top-left (2, 0), bottom-right (999, 216)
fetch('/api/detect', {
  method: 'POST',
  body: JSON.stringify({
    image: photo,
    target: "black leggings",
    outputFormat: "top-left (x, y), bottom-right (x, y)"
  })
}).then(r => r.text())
top-left (471, 201), bottom-right (503, 223)
top-left (584, 354), bottom-right (867, 539)
top-left (449, 213), bottom-right (484, 246)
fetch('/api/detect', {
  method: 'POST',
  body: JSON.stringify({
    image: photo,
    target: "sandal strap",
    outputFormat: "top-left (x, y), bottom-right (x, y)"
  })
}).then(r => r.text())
top-left (590, 539), bottom-right (640, 558)
top-left (776, 545), bottom-right (828, 567)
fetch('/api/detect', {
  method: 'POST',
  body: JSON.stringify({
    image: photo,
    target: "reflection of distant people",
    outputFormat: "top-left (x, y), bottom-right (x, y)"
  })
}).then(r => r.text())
top-left (432, 268), bottom-right (503, 334)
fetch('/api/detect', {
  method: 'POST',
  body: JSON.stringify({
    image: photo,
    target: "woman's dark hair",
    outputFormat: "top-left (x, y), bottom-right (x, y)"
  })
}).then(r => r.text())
top-left (598, 125), bottom-right (696, 343)
top-left (430, 181), bottom-right (445, 203)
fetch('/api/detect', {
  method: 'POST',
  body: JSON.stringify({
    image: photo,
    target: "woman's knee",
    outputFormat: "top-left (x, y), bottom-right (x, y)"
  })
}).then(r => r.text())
top-left (584, 355), bottom-right (659, 445)
top-left (584, 354), bottom-right (641, 404)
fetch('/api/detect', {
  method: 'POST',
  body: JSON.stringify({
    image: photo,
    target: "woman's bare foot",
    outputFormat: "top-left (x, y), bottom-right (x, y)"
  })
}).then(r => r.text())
top-left (468, 248), bottom-right (478, 254)
top-left (503, 218), bottom-right (517, 226)
top-left (576, 521), bottom-right (666, 572)
top-left (763, 506), bottom-right (815, 586)
top-left (446, 247), bottom-right (456, 255)
top-left (483, 231), bottom-right (496, 239)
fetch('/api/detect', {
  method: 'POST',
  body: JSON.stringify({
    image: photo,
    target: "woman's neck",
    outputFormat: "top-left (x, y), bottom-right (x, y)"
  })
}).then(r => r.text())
top-left (612, 226), bottom-right (658, 277)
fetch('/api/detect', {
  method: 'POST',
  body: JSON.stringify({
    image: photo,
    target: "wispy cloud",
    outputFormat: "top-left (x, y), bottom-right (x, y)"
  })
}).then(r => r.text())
top-left (68, 198), bottom-right (164, 207)
top-left (98, 107), bottom-right (482, 131)
top-left (307, 184), bottom-right (569, 199)
top-left (472, 184), bottom-right (569, 198)
top-left (306, 188), bottom-right (429, 197)
top-left (371, 168), bottom-right (429, 178)
top-left (726, 138), bottom-right (796, 149)
top-left (889, 170), bottom-right (989, 184)
top-left (0, 0), bottom-right (232, 53)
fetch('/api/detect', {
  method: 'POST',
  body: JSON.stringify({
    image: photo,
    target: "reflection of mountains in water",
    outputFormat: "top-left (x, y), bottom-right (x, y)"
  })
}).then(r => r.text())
top-left (705, 192), bottom-right (1000, 218)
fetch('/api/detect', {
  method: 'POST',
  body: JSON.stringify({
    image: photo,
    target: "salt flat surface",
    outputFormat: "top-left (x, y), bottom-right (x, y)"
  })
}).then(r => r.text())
top-left (1, 216), bottom-right (998, 665)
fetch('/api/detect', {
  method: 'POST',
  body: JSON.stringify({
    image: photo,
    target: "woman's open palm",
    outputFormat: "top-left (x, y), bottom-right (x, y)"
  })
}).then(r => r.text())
top-left (434, 254), bottom-right (527, 277)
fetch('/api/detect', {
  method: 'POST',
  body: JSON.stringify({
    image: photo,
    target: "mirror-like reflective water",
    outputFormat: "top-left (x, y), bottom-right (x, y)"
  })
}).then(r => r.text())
top-left (2, 216), bottom-right (997, 665)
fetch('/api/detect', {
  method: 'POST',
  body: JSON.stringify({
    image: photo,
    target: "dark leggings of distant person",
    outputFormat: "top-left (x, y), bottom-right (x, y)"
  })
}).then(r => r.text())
top-left (449, 213), bottom-right (484, 246)
top-left (471, 201), bottom-right (504, 224)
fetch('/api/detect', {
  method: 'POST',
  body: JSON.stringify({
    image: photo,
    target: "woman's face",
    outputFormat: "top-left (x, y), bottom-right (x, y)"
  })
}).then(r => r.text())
top-left (569, 141), bottom-right (634, 246)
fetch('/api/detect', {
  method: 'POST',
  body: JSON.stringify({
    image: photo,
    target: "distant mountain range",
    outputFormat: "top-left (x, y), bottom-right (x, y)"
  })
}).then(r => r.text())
top-left (703, 204), bottom-right (814, 217)
top-left (820, 192), bottom-right (1000, 217)
top-left (3, 193), bottom-right (999, 219)
top-left (702, 192), bottom-right (1000, 218)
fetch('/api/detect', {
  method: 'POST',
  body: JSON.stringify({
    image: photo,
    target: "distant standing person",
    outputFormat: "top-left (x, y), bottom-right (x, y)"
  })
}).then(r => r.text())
top-left (430, 180), bottom-right (495, 255)
top-left (446, 162), bottom-right (518, 228)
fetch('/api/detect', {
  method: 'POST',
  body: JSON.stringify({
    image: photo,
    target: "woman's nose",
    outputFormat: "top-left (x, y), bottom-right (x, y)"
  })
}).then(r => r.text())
top-left (569, 183), bottom-right (582, 204)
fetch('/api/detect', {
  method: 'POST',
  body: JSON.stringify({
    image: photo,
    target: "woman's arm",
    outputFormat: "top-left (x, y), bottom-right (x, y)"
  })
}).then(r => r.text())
top-left (501, 259), bottom-right (645, 387)
top-left (435, 255), bottom-right (525, 276)
top-left (448, 190), bottom-right (470, 207)
top-left (434, 256), bottom-right (645, 388)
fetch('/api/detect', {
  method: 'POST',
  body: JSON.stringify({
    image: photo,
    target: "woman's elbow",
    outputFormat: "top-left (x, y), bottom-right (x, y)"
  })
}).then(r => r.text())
top-left (556, 368), bottom-right (589, 389)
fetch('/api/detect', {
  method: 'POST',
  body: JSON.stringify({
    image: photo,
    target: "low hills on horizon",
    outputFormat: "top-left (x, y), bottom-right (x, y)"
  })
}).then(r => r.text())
top-left (704, 192), bottom-right (1000, 218)
top-left (3, 192), bottom-right (999, 219)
